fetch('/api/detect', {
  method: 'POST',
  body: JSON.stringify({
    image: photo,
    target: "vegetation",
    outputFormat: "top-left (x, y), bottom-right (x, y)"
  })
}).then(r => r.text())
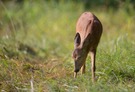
top-left (0, 1), bottom-right (135, 92)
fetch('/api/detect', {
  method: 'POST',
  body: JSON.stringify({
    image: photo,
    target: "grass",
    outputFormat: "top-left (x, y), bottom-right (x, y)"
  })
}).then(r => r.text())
top-left (0, 1), bottom-right (135, 92)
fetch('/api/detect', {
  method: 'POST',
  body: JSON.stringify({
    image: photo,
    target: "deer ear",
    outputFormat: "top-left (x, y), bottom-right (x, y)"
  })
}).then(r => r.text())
top-left (74, 33), bottom-right (81, 47)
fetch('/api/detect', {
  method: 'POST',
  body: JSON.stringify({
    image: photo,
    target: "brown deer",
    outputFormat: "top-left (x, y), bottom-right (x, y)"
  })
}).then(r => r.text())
top-left (72, 12), bottom-right (103, 82)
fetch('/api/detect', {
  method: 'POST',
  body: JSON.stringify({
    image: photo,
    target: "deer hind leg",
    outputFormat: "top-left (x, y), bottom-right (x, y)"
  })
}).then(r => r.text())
top-left (81, 63), bottom-right (86, 75)
top-left (90, 49), bottom-right (96, 83)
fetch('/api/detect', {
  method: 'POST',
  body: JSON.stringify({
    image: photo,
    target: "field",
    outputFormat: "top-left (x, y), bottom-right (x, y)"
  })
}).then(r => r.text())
top-left (0, 1), bottom-right (135, 92)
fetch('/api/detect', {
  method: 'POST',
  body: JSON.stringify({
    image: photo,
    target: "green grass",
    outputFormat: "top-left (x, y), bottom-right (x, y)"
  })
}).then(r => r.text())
top-left (0, 1), bottom-right (135, 92)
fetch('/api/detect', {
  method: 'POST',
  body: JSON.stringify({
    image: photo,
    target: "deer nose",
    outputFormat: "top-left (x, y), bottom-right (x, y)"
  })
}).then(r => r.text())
top-left (74, 69), bottom-right (79, 73)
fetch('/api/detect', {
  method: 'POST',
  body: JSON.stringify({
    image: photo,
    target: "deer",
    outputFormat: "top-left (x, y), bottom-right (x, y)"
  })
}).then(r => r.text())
top-left (72, 12), bottom-right (103, 83)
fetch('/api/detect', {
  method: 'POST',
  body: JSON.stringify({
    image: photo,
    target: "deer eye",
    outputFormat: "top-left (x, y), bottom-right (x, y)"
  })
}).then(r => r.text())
top-left (73, 54), bottom-right (79, 61)
top-left (72, 52), bottom-right (76, 59)
top-left (76, 55), bottom-right (81, 59)
top-left (72, 49), bottom-right (80, 60)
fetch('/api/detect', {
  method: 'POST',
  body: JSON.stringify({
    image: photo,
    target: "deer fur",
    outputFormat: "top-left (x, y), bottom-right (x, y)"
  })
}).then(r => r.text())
top-left (72, 12), bottom-right (103, 82)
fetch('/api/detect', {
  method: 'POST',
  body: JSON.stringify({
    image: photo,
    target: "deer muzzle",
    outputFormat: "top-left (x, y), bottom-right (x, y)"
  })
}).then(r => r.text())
top-left (74, 68), bottom-right (79, 78)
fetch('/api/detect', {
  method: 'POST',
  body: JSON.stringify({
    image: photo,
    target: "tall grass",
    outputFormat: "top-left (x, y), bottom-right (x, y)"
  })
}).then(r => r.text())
top-left (0, 1), bottom-right (135, 92)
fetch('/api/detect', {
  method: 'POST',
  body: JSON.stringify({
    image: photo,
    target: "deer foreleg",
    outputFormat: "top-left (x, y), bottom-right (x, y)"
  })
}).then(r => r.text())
top-left (81, 63), bottom-right (86, 75)
top-left (90, 49), bottom-right (96, 83)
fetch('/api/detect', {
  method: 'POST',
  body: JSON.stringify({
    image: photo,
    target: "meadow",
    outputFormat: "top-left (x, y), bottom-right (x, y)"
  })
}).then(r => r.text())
top-left (0, 1), bottom-right (135, 92)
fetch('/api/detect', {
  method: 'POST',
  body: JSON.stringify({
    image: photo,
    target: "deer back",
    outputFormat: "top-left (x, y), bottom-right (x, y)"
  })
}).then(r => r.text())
top-left (75, 12), bottom-right (102, 50)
